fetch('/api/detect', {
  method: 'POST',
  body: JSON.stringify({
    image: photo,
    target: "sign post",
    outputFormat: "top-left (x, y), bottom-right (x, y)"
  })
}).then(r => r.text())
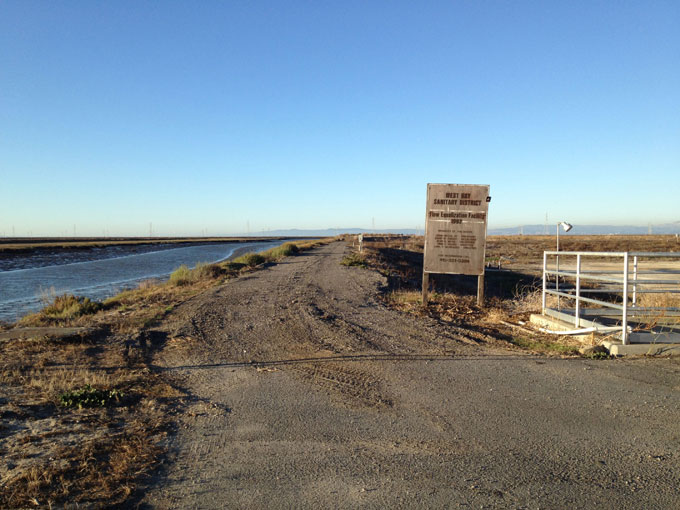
top-left (422, 183), bottom-right (490, 306)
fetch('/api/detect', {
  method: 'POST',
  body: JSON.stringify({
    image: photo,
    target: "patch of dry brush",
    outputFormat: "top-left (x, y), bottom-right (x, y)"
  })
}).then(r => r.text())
top-left (0, 332), bottom-right (183, 508)
top-left (356, 236), bottom-right (583, 356)
top-left (1, 237), bottom-right (336, 507)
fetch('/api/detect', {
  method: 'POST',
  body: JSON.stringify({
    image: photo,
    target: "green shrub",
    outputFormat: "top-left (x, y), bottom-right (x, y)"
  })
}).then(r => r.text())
top-left (221, 261), bottom-right (246, 272)
top-left (60, 384), bottom-right (123, 409)
top-left (192, 262), bottom-right (225, 279)
top-left (168, 262), bottom-right (225, 286)
top-left (169, 264), bottom-right (192, 286)
top-left (341, 252), bottom-right (367, 268)
top-left (264, 242), bottom-right (299, 261)
top-left (41, 294), bottom-right (102, 319)
top-left (233, 253), bottom-right (266, 267)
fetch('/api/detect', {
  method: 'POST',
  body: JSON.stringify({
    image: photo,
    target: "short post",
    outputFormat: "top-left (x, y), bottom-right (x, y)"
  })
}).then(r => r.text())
top-left (422, 272), bottom-right (430, 306)
top-left (477, 273), bottom-right (485, 307)
top-left (622, 252), bottom-right (629, 345)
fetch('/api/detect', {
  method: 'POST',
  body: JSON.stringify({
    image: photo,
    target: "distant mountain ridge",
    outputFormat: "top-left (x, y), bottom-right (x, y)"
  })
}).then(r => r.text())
top-left (242, 223), bottom-right (680, 237)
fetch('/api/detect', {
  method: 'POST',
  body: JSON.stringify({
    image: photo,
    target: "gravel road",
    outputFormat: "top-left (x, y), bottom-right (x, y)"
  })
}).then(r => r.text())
top-left (142, 242), bottom-right (680, 509)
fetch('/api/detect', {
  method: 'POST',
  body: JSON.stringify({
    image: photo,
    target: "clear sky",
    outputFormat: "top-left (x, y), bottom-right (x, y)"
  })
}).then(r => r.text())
top-left (1, 1), bottom-right (678, 236)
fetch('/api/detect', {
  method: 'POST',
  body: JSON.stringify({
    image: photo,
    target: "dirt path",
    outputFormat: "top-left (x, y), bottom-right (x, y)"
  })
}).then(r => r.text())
top-left (141, 242), bottom-right (680, 509)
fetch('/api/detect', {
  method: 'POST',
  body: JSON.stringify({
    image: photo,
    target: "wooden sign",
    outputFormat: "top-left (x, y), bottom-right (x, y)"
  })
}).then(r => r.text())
top-left (423, 183), bottom-right (490, 305)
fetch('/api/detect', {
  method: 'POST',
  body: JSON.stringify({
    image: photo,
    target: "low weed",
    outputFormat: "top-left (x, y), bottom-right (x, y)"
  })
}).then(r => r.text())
top-left (587, 350), bottom-right (611, 360)
top-left (22, 366), bottom-right (136, 399)
top-left (60, 384), bottom-right (124, 409)
top-left (341, 252), bottom-right (367, 268)
top-left (510, 336), bottom-right (580, 355)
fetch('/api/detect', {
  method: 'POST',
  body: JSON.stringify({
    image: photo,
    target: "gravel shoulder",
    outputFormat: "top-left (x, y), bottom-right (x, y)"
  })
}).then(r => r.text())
top-left (141, 242), bottom-right (680, 509)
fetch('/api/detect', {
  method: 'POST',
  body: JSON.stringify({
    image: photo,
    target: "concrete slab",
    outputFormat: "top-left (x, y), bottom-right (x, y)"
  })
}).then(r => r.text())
top-left (529, 314), bottom-right (595, 343)
top-left (603, 341), bottom-right (680, 357)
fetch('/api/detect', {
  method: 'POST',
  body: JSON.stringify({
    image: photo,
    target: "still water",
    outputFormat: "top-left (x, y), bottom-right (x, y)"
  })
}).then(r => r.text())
top-left (0, 241), bottom-right (283, 323)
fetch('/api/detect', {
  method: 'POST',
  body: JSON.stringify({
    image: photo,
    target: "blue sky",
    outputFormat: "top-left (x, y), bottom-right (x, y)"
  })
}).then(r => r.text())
top-left (1, 1), bottom-right (678, 236)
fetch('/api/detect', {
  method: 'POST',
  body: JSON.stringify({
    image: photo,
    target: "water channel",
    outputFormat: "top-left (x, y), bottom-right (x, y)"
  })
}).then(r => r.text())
top-left (0, 241), bottom-right (284, 323)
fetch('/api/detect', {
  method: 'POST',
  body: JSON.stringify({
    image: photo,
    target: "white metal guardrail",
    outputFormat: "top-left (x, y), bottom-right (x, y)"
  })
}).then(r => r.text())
top-left (542, 251), bottom-right (680, 344)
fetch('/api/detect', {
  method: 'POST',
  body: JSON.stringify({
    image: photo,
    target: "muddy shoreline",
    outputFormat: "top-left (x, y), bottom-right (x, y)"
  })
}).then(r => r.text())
top-left (0, 236), bottom-right (295, 250)
top-left (0, 238), bottom-right (300, 272)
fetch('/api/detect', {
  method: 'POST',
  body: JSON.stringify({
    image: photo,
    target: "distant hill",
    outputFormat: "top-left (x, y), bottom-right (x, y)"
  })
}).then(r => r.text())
top-left (242, 223), bottom-right (680, 237)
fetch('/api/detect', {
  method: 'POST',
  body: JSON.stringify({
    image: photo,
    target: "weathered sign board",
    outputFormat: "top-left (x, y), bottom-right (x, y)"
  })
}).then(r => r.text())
top-left (423, 183), bottom-right (490, 305)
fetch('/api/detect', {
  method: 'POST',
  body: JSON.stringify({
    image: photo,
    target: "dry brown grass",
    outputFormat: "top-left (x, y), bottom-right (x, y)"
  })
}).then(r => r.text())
top-left (295, 238), bottom-right (336, 250)
top-left (0, 331), bottom-right (179, 508)
top-left (1, 237), bottom-right (338, 507)
top-left (2, 422), bottom-right (165, 507)
top-left (389, 290), bottom-right (422, 306)
top-left (510, 285), bottom-right (558, 314)
top-left (361, 235), bottom-right (615, 356)
top-left (388, 290), bottom-right (485, 325)
top-left (487, 234), bottom-right (680, 267)
top-left (22, 367), bottom-right (136, 401)
top-left (630, 292), bottom-right (680, 330)
top-left (0, 287), bottom-right (179, 507)
top-left (636, 292), bottom-right (680, 309)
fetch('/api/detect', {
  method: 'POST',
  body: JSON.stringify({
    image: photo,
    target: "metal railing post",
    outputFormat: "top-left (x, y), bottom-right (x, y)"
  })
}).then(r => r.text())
top-left (555, 253), bottom-right (560, 310)
top-left (555, 225), bottom-right (560, 309)
top-left (575, 253), bottom-right (581, 327)
top-left (622, 252), bottom-right (629, 345)
top-left (632, 255), bottom-right (638, 307)
top-left (542, 251), bottom-right (547, 314)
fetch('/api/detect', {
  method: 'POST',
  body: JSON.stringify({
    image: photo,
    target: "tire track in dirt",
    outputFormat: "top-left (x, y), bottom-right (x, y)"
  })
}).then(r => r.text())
top-left (291, 362), bottom-right (394, 408)
top-left (156, 242), bottom-right (485, 407)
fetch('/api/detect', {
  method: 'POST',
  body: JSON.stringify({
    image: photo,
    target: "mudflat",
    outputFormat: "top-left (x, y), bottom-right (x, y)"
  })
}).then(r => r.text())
top-left (141, 242), bottom-right (680, 509)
